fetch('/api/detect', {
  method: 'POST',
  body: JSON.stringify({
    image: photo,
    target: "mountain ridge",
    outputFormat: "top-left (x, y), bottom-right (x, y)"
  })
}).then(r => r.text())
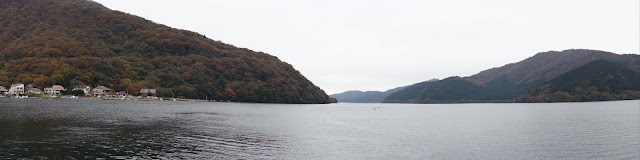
top-left (465, 49), bottom-right (640, 85)
top-left (384, 49), bottom-right (640, 103)
top-left (516, 60), bottom-right (640, 102)
top-left (330, 85), bottom-right (412, 103)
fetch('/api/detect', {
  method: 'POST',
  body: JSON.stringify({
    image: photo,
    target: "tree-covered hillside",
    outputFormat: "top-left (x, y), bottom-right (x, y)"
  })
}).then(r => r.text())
top-left (384, 77), bottom-right (484, 103)
top-left (0, 0), bottom-right (331, 103)
top-left (465, 49), bottom-right (640, 85)
top-left (384, 50), bottom-right (640, 103)
top-left (516, 60), bottom-right (640, 102)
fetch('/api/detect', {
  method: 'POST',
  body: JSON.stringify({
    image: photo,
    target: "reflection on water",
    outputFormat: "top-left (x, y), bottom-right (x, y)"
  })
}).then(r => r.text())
top-left (0, 99), bottom-right (283, 159)
top-left (1, 118), bottom-right (184, 159)
top-left (0, 116), bottom-right (283, 159)
top-left (0, 99), bottom-right (638, 159)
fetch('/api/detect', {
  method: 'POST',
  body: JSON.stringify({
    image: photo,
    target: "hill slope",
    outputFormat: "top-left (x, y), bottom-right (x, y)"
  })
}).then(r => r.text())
top-left (516, 60), bottom-right (640, 102)
top-left (384, 76), bottom-right (548, 103)
top-left (330, 85), bottom-right (410, 103)
top-left (330, 90), bottom-right (383, 103)
top-left (465, 49), bottom-right (640, 85)
top-left (384, 50), bottom-right (640, 103)
top-left (384, 77), bottom-right (484, 103)
top-left (0, 0), bottom-right (331, 103)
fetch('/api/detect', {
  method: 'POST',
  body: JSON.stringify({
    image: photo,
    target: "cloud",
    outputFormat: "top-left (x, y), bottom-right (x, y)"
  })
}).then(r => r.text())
top-left (95, 0), bottom-right (640, 94)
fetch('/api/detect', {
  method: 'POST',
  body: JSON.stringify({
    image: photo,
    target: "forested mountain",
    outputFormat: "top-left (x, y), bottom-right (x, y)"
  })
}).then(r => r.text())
top-left (384, 77), bottom-right (483, 103)
top-left (516, 60), bottom-right (640, 102)
top-left (465, 49), bottom-right (640, 85)
top-left (330, 91), bottom-right (383, 103)
top-left (0, 0), bottom-right (331, 103)
top-left (384, 50), bottom-right (640, 103)
top-left (330, 85), bottom-right (411, 103)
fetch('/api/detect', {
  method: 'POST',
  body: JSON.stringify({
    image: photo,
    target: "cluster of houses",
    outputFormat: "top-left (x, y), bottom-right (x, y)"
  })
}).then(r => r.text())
top-left (0, 83), bottom-right (156, 99)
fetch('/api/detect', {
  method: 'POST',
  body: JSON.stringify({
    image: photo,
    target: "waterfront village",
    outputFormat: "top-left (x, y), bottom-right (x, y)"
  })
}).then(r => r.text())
top-left (0, 83), bottom-right (192, 101)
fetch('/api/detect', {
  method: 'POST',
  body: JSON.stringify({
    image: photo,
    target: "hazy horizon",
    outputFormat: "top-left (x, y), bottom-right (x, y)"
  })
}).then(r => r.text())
top-left (93, 0), bottom-right (639, 94)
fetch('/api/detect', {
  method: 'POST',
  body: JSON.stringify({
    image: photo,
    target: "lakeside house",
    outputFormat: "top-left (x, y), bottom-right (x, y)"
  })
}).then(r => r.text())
top-left (26, 84), bottom-right (42, 94)
top-left (73, 85), bottom-right (91, 96)
top-left (140, 89), bottom-right (157, 96)
top-left (1, 83), bottom-right (168, 100)
top-left (116, 91), bottom-right (127, 97)
top-left (27, 88), bottom-right (42, 94)
top-left (91, 86), bottom-right (112, 96)
top-left (0, 86), bottom-right (7, 95)
top-left (8, 83), bottom-right (25, 96)
top-left (44, 85), bottom-right (66, 97)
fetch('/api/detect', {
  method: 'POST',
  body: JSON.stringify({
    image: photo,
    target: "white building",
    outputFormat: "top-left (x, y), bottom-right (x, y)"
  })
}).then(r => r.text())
top-left (8, 83), bottom-right (25, 96)
top-left (72, 85), bottom-right (91, 96)
top-left (44, 85), bottom-right (65, 97)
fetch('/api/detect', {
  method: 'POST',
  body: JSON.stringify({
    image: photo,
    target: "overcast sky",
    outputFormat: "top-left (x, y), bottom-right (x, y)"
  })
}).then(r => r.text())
top-left (93, 0), bottom-right (639, 94)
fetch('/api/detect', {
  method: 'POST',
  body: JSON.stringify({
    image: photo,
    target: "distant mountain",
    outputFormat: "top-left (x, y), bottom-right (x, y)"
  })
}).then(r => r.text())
top-left (330, 83), bottom-right (420, 103)
top-left (330, 90), bottom-right (384, 103)
top-left (384, 49), bottom-right (640, 103)
top-left (0, 0), bottom-right (331, 103)
top-left (516, 60), bottom-right (640, 102)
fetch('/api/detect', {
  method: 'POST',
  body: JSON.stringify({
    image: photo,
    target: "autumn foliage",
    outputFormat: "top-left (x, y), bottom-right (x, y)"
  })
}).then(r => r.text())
top-left (0, 0), bottom-right (331, 103)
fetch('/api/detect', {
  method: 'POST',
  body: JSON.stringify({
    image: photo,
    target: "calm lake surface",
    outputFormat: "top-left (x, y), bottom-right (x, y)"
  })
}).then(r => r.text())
top-left (0, 99), bottom-right (638, 159)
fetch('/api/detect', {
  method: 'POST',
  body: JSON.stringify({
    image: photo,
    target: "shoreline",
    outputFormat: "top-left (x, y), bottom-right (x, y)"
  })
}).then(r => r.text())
top-left (0, 96), bottom-right (213, 102)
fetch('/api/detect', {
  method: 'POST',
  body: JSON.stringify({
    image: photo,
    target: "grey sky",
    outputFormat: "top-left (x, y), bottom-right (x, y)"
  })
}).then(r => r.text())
top-left (93, 0), bottom-right (639, 94)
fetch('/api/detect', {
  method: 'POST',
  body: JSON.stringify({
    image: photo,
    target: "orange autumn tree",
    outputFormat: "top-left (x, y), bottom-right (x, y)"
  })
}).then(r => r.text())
top-left (225, 83), bottom-right (236, 101)
top-left (126, 83), bottom-right (145, 95)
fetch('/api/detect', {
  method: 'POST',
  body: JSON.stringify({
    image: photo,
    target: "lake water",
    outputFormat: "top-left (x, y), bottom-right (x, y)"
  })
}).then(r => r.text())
top-left (0, 99), bottom-right (638, 159)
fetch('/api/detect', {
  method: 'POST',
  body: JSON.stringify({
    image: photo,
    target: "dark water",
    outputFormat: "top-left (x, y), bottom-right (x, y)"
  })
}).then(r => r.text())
top-left (0, 99), bottom-right (638, 159)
